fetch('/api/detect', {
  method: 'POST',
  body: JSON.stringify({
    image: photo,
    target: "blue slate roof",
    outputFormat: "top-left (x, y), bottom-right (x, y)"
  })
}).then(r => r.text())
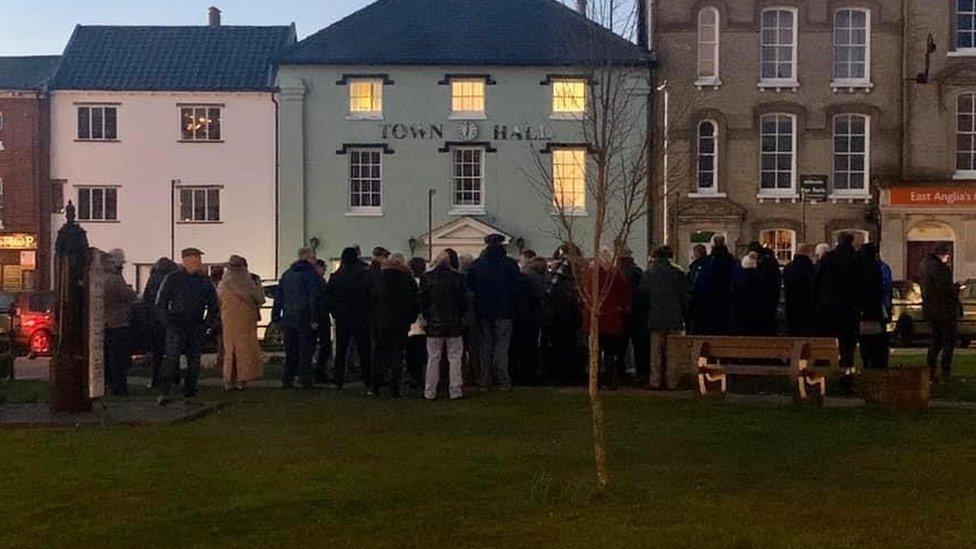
top-left (279, 0), bottom-right (652, 67)
top-left (49, 25), bottom-right (296, 91)
top-left (0, 56), bottom-right (61, 90)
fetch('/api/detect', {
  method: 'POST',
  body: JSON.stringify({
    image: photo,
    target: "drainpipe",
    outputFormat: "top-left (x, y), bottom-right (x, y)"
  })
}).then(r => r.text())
top-left (271, 92), bottom-right (280, 278)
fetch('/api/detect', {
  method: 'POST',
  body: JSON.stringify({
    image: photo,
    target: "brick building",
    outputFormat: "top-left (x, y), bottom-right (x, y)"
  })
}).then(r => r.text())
top-left (0, 56), bottom-right (59, 292)
top-left (651, 0), bottom-right (902, 263)
top-left (880, 0), bottom-right (976, 282)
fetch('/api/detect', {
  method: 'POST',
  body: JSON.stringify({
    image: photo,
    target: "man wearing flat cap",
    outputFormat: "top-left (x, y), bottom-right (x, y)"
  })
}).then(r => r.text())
top-left (155, 247), bottom-right (219, 404)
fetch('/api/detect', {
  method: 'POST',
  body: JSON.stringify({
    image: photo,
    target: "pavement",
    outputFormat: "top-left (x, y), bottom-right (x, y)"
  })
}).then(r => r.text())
top-left (0, 398), bottom-right (224, 428)
top-left (12, 354), bottom-right (221, 381)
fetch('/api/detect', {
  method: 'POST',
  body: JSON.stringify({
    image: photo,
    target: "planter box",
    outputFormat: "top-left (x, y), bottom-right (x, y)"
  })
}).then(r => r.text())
top-left (861, 367), bottom-right (930, 412)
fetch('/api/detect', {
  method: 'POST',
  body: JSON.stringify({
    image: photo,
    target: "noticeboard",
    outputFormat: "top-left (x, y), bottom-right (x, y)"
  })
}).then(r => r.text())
top-left (800, 175), bottom-right (829, 202)
top-left (87, 254), bottom-right (105, 399)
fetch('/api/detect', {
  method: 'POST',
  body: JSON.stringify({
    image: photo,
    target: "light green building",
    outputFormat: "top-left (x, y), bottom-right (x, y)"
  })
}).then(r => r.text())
top-left (275, 0), bottom-right (653, 271)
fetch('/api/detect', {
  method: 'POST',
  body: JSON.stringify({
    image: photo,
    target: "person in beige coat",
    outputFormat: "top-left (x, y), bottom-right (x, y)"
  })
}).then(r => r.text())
top-left (217, 255), bottom-right (266, 389)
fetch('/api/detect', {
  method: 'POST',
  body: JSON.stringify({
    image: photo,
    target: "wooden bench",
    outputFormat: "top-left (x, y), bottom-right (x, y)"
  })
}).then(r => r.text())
top-left (665, 335), bottom-right (842, 403)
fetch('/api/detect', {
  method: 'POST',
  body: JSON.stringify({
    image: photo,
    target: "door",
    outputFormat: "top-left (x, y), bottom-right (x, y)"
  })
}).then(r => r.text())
top-left (906, 241), bottom-right (953, 284)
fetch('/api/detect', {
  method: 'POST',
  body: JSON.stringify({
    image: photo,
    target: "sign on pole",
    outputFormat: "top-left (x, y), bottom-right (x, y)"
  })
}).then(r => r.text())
top-left (87, 253), bottom-right (105, 399)
top-left (800, 175), bottom-right (829, 202)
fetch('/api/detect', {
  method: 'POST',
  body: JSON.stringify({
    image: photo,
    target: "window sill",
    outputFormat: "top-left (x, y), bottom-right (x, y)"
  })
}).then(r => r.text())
top-left (78, 219), bottom-right (121, 224)
top-left (551, 209), bottom-right (588, 218)
top-left (757, 192), bottom-right (800, 203)
top-left (549, 112), bottom-right (585, 120)
top-left (449, 207), bottom-right (486, 216)
top-left (177, 140), bottom-right (225, 144)
top-left (830, 80), bottom-right (873, 93)
top-left (74, 139), bottom-right (121, 143)
top-left (952, 171), bottom-right (976, 180)
top-left (345, 209), bottom-right (384, 217)
top-left (757, 80), bottom-right (799, 92)
top-left (346, 113), bottom-right (384, 121)
top-left (449, 112), bottom-right (487, 121)
top-left (827, 193), bottom-right (872, 202)
top-left (695, 78), bottom-right (722, 89)
top-left (688, 192), bottom-right (727, 198)
top-left (947, 50), bottom-right (976, 57)
top-left (176, 221), bottom-right (223, 225)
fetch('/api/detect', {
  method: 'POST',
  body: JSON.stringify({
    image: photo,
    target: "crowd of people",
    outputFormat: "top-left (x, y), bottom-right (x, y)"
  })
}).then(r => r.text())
top-left (94, 231), bottom-right (962, 405)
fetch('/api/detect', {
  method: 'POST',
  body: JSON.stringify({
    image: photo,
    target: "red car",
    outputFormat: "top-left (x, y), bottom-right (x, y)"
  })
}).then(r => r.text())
top-left (11, 291), bottom-right (56, 357)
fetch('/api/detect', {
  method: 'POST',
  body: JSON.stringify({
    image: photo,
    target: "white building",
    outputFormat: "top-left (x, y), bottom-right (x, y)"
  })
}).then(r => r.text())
top-left (48, 15), bottom-right (295, 289)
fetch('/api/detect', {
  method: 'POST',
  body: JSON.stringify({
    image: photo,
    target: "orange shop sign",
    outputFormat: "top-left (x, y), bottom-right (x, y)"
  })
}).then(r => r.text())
top-left (890, 187), bottom-right (976, 207)
top-left (0, 233), bottom-right (37, 250)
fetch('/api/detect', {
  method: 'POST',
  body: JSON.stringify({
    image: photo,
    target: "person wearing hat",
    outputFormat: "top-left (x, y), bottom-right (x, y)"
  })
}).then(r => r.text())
top-left (102, 249), bottom-right (136, 395)
top-left (466, 233), bottom-right (521, 390)
top-left (155, 247), bottom-right (219, 404)
top-left (218, 255), bottom-right (266, 389)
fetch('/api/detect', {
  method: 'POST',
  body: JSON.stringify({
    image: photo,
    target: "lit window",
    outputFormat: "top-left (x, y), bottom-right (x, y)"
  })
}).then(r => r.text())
top-left (958, 0), bottom-right (976, 50)
top-left (180, 106), bottom-right (221, 141)
top-left (760, 8), bottom-right (797, 84)
top-left (349, 148), bottom-right (382, 212)
top-left (698, 7), bottom-right (720, 82)
top-left (760, 113), bottom-right (796, 194)
top-left (349, 80), bottom-right (383, 115)
top-left (833, 114), bottom-right (869, 194)
top-left (957, 93), bottom-right (976, 175)
top-left (833, 9), bottom-right (870, 83)
top-left (760, 229), bottom-right (796, 265)
top-left (697, 120), bottom-right (718, 192)
top-left (77, 106), bottom-right (118, 140)
top-left (77, 187), bottom-right (118, 221)
top-left (552, 148), bottom-right (586, 214)
top-left (552, 80), bottom-right (586, 114)
top-left (452, 147), bottom-right (484, 211)
top-left (451, 79), bottom-right (486, 115)
top-left (178, 187), bottom-right (221, 222)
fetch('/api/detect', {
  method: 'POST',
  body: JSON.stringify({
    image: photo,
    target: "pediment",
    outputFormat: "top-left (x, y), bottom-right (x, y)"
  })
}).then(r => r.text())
top-left (423, 217), bottom-right (512, 245)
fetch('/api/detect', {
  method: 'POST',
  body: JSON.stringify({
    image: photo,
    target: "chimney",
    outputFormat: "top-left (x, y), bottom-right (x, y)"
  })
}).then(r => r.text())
top-left (208, 6), bottom-right (221, 27)
top-left (576, 0), bottom-right (587, 16)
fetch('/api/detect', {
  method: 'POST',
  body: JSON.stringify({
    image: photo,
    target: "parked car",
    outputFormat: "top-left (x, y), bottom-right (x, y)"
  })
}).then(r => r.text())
top-left (890, 279), bottom-right (976, 348)
top-left (11, 291), bottom-right (56, 357)
top-left (0, 292), bottom-right (14, 339)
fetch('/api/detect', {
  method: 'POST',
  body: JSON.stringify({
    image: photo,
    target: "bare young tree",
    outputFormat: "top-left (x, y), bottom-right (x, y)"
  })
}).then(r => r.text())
top-left (526, 0), bottom-right (660, 491)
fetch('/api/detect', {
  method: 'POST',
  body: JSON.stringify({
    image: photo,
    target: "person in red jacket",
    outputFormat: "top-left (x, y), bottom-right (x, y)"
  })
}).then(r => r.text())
top-left (581, 253), bottom-right (633, 390)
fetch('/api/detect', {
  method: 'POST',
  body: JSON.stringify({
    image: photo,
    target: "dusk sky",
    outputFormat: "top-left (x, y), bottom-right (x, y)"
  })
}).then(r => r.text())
top-left (0, 0), bottom-right (375, 55)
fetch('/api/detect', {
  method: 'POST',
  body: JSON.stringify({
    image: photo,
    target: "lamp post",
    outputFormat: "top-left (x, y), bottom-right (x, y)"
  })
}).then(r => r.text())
top-left (170, 179), bottom-right (180, 260)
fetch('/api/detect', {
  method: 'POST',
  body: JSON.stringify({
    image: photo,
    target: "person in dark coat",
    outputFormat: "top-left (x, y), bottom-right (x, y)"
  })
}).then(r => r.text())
top-left (920, 245), bottom-right (961, 381)
top-left (618, 250), bottom-right (646, 386)
top-left (731, 252), bottom-right (766, 336)
top-left (750, 242), bottom-right (782, 336)
top-left (466, 234), bottom-right (521, 390)
top-left (639, 246), bottom-right (691, 389)
top-left (156, 247), bottom-right (219, 404)
top-left (693, 235), bottom-right (736, 335)
top-left (327, 247), bottom-right (374, 391)
top-left (858, 243), bottom-right (890, 370)
top-left (783, 244), bottom-right (817, 335)
top-left (813, 232), bottom-right (865, 378)
top-left (510, 255), bottom-right (547, 385)
top-left (367, 246), bottom-right (391, 392)
top-left (374, 253), bottom-right (419, 397)
top-left (313, 259), bottom-right (332, 385)
top-left (406, 257), bottom-right (429, 390)
top-left (272, 248), bottom-right (322, 389)
top-left (142, 256), bottom-right (179, 388)
top-left (420, 250), bottom-right (469, 399)
top-left (687, 244), bottom-right (708, 286)
top-left (543, 244), bottom-right (582, 385)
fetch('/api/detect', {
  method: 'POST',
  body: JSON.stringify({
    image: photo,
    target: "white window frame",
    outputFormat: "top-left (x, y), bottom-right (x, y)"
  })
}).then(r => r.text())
top-left (347, 147), bottom-right (384, 216)
top-left (551, 79), bottom-right (588, 118)
top-left (347, 79), bottom-right (384, 120)
top-left (759, 113), bottom-right (798, 198)
top-left (697, 6), bottom-right (721, 87)
top-left (450, 78), bottom-right (487, 120)
top-left (76, 186), bottom-right (119, 222)
top-left (956, 93), bottom-right (976, 179)
top-left (76, 105), bottom-right (118, 141)
top-left (831, 114), bottom-right (871, 197)
top-left (449, 146), bottom-right (486, 215)
top-left (177, 186), bottom-right (222, 223)
top-left (552, 147), bottom-right (588, 216)
top-left (953, 0), bottom-right (976, 55)
top-left (180, 105), bottom-right (222, 141)
top-left (758, 7), bottom-right (799, 89)
top-left (760, 228), bottom-right (797, 265)
top-left (691, 120), bottom-right (723, 197)
top-left (831, 8), bottom-right (872, 89)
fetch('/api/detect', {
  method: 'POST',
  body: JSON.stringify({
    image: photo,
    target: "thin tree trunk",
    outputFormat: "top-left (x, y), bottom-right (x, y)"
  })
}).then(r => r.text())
top-left (588, 263), bottom-right (610, 491)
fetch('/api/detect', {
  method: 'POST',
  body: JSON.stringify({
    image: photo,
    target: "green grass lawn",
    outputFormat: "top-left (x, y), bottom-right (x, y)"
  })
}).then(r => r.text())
top-left (2, 381), bottom-right (976, 547)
